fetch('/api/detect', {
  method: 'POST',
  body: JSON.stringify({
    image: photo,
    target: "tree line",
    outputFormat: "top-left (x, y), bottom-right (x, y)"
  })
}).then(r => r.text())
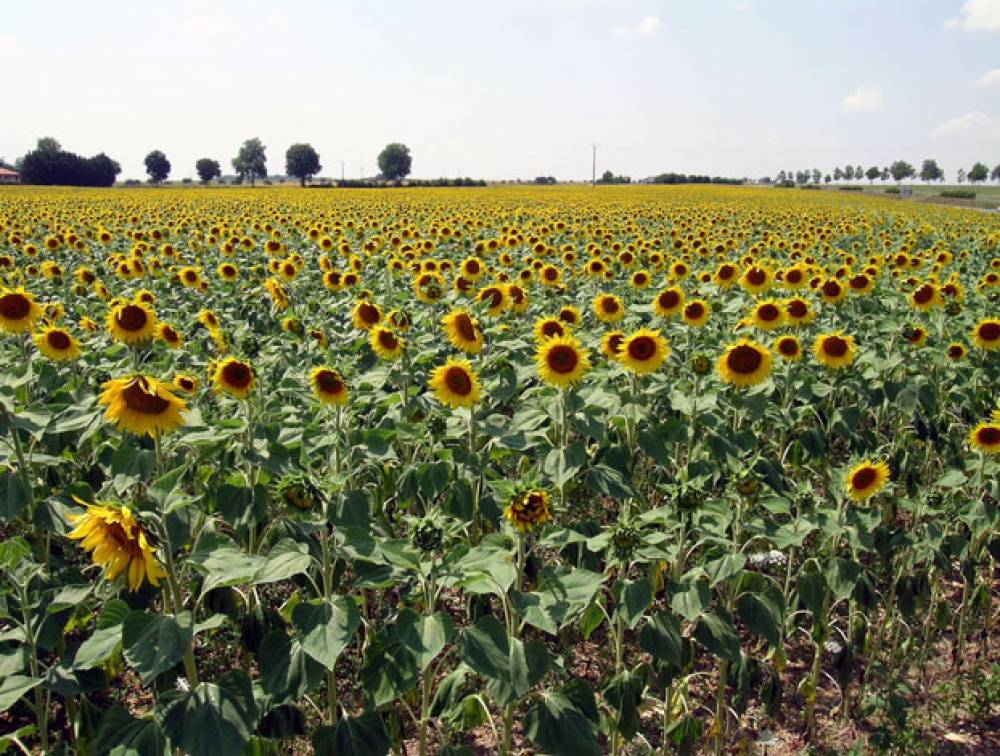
top-left (770, 159), bottom-right (1000, 186)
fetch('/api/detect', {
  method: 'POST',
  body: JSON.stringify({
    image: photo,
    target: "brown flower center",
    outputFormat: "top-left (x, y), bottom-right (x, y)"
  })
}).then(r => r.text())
top-left (46, 330), bottom-right (71, 350)
top-left (547, 344), bottom-right (579, 374)
top-left (541, 321), bottom-right (564, 338)
top-left (787, 299), bottom-right (807, 318)
top-left (358, 302), bottom-right (380, 325)
top-left (445, 366), bottom-right (473, 395)
top-left (822, 336), bottom-right (849, 357)
top-left (0, 293), bottom-right (31, 320)
top-left (316, 370), bottom-right (344, 394)
top-left (978, 322), bottom-right (1000, 342)
top-left (122, 378), bottom-right (170, 415)
top-left (757, 304), bottom-right (780, 322)
top-left (601, 297), bottom-right (619, 313)
top-left (851, 467), bottom-right (878, 491)
top-left (658, 290), bottom-right (680, 309)
top-left (378, 330), bottom-right (399, 350)
top-left (627, 335), bottom-right (656, 361)
top-left (778, 338), bottom-right (798, 356)
top-left (726, 345), bottom-right (763, 374)
top-left (913, 285), bottom-right (934, 304)
top-left (746, 268), bottom-right (766, 285)
top-left (822, 281), bottom-right (842, 298)
top-left (977, 426), bottom-right (1000, 446)
top-left (684, 302), bottom-right (705, 319)
top-left (607, 333), bottom-right (624, 354)
top-left (222, 361), bottom-right (252, 389)
top-left (116, 305), bottom-right (149, 332)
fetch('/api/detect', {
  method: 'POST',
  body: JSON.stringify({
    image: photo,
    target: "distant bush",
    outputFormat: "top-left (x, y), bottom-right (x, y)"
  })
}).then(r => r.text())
top-left (775, 180), bottom-right (795, 188)
top-left (122, 179), bottom-right (142, 186)
top-left (941, 190), bottom-right (976, 199)
top-left (838, 186), bottom-right (863, 191)
top-left (800, 184), bottom-right (821, 190)
top-left (534, 176), bottom-right (557, 185)
top-left (653, 172), bottom-right (743, 185)
top-left (884, 187), bottom-right (900, 194)
top-left (19, 147), bottom-right (121, 187)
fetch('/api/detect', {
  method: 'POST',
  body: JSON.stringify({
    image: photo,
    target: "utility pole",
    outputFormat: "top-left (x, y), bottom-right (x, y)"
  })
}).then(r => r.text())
top-left (341, 161), bottom-right (345, 181)
top-left (591, 143), bottom-right (597, 187)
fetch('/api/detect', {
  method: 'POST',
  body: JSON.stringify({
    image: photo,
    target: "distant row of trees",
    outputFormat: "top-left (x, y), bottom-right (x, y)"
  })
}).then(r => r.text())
top-left (771, 160), bottom-right (1000, 186)
top-left (15, 138), bottom-right (122, 187)
top-left (651, 173), bottom-right (743, 185)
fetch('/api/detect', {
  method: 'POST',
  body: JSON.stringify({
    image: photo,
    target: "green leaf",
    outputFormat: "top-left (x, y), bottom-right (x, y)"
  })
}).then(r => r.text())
top-left (162, 671), bottom-right (257, 756)
top-left (73, 626), bottom-right (123, 670)
top-left (456, 615), bottom-right (509, 683)
top-left (292, 596), bottom-right (361, 671)
top-left (934, 469), bottom-right (967, 489)
top-left (312, 712), bottom-right (390, 756)
top-left (613, 578), bottom-right (652, 629)
top-left (393, 610), bottom-right (454, 672)
top-left (189, 532), bottom-right (264, 593)
top-left (825, 558), bottom-right (861, 601)
top-left (639, 611), bottom-right (684, 670)
top-left (796, 571), bottom-right (828, 617)
top-left (93, 705), bottom-right (169, 756)
top-left (0, 469), bottom-right (30, 522)
top-left (255, 539), bottom-right (311, 585)
top-left (360, 632), bottom-right (420, 707)
top-left (694, 609), bottom-right (741, 663)
top-left (0, 675), bottom-right (41, 713)
top-left (584, 464), bottom-right (639, 500)
top-left (603, 668), bottom-right (646, 740)
top-left (122, 611), bottom-right (193, 684)
top-left (671, 574), bottom-right (710, 623)
top-left (705, 554), bottom-right (746, 587)
top-left (543, 442), bottom-right (587, 488)
top-left (525, 689), bottom-right (601, 756)
top-left (259, 631), bottom-right (312, 705)
top-left (511, 566), bottom-right (605, 634)
top-left (736, 592), bottom-right (782, 649)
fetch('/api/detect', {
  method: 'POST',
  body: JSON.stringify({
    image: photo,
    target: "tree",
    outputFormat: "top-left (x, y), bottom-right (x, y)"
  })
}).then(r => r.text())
top-left (36, 137), bottom-right (62, 154)
top-left (919, 159), bottom-right (943, 183)
top-left (17, 143), bottom-right (120, 187)
top-left (833, 167), bottom-right (844, 182)
top-left (776, 170), bottom-right (786, 182)
top-left (285, 143), bottom-right (322, 187)
top-left (855, 165), bottom-right (863, 180)
top-left (195, 158), bottom-right (221, 185)
top-left (377, 143), bottom-right (412, 182)
top-left (824, 174), bottom-right (832, 184)
top-left (880, 167), bottom-right (890, 182)
top-left (968, 162), bottom-right (988, 184)
top-left (844, 165), bottom-right (855, 181)
top-left (991, 164), bottom-right (1000, 182)
top-left (865, 166), bottom-right (880, 184)
top-left (811, 168), bottom-right (821, 183)
top-left (956, 168), bottom-right (966, 184)
top-left (232, 138), bottom-right (267, 187)
top-left (144, 150), bottom-right (171, 185)
top-left (889, 160), bottom-right (915, 183)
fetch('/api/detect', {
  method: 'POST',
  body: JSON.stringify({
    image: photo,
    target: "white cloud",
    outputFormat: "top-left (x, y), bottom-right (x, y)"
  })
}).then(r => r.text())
top-left (975, 68), bottom-right (1000, 87)
top-left (841, 86), bottom-right (883, 111)
top-left (614, 16), bottom-right (660, 36)
top-left (945, 0), bottom-right (1000, 31)
top-left (0, 34), bottom-right (19, 55)
top-left (933, 111), bottom-right (1000, 140)
top-left (178, 14), bottom-right (240, 37)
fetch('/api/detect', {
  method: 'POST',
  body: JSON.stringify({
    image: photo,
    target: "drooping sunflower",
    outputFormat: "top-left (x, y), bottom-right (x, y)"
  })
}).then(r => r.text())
top-left (68, 498), bottom-right (167, 591)
top-left (968, 423), bottom-right (1000, 455)
top-left (536, 335), bottom-right (591, 388)
top-left (971, 318), bottom-right (1000, 351)
top-left (99, 375), bottom-right (187, 437)
top-left (157, 322), bottom-right (183, 349)
top-left (682, 299), bottom-right (710, 327)
top-left (477, 285), bottom-right (508, 317)
top-left (107, 302), bottom-right (157, 345)
top-left (173, 373), bottom-right (199, 393)
top-left (814, 332), bottom-right (857, 370)
top-left (310, 367), bottom-right (349, 406)
top-left (371, 326), bottom-right (404, 360)
top-left (653, 287), bottom-right (685, 318)
top-left (213, 357), bottom-right (255, 399)
top-left (352, 300), bottom-right (382, 331)
top-left (601, 330), bottom-right (625, 361)
top-left (33, 326), bottom-right (81, 361)
top-left (773, 334), bottom-right (802, 362)
top-left (442, 309), bottom-right (484, 354)
top-left (845, 460), bottom-right (890, 501)
top-left (593, 293), bottom-right (625, 323)
top-left (717, 339), bottom-right (773, 387)
top-left (534, 316), bottom-right (569, 343)
top-left (619, 328), bottom-right (670, 374)
top-left (504, 490), bottom-right (552, 533)
top-left (429, 358), bottom-right (482, 409)
top-left (0, 287), bottom-right (43, 334)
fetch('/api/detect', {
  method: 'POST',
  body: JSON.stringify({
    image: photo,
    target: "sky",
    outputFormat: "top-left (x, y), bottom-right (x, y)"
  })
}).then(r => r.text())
top-left (1, 0), bottom-right (998, 182)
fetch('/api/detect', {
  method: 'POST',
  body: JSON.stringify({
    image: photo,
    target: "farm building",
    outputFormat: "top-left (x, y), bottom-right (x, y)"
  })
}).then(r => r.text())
top-left (0, 167), bottom-right (19, 184)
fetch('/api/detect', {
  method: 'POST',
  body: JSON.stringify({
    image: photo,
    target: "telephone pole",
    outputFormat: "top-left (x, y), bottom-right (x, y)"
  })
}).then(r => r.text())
top-left (341, 161), bottom-right (345, 181)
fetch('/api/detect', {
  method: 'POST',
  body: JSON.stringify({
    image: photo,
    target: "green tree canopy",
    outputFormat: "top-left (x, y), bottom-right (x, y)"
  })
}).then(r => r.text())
top-left (968, 162), bottom-right (988, 183)
top-left (195, 158), bottom-right (221, 184)
top-left (889, 160), bottom-right (915, 183)
top-left (377, 143), bottom-right (412, 182)
top-left (919, 159), bottom-right (943, 183)
top-left (285, 143), bottom-right (322, 186)
top-left (144, 150), bottom-right (171, 185)
top-left (232, 138), bottom-right (267, 187)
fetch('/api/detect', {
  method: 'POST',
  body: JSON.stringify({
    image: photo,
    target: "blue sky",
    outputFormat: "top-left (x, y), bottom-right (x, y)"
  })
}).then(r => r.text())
top-left (1, 0), bottom-right (998, 181)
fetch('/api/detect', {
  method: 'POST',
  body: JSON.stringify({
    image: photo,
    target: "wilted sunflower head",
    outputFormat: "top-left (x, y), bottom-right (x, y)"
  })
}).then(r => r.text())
top-left (504, 490), bottom-right (552, 533)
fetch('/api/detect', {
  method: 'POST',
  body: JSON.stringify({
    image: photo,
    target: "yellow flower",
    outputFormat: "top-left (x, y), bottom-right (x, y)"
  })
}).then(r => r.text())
top-left (845, 460), bottom-right (890, 501)
top-left (773, 334), bottom-right (802, 362)
top-left (443, 309), bottom-right (484, 354)
top-left (717, 339), bottom-right (773, 387)
top-left (0, 287), bottom-right (43, 334)
top-left (370, 326), bottom-right (404, 360)
top-left (429, 358), bottom-right (482, 409)
top-left (814, 332), bottom-right (857, 370)
top-left (33, 326), bottom-right (81, 361)
top-left (311, 367), bottom-right (349, 405)
top-left (157, 322), bottom-right (183, 349)
top-left (968, 423), bottom-right (1000, 455)
top-left (107, 302), bottom-right (157, 345)
top-left (352, 300), bottom-right (382, 330)
top-left (652, 287), bottom-right (684, 318)
top-left (536, 335), bottom-right (590, 388)
top-left (173, 373), bottom-right (199, 393)
top-left (601, 330), bottom-right (625, 361)
top-left (593, 293), bottom-right (625, 323)
top-left (619, 328), bottom-right (670, 374)
top-left (99, 375), bottom-right (187, 437)
top-left (68, 498), bottom-right (167, 591)
top-left (682, 299), bottom-right (711, 327)
top-left (504, 490), bottom-right (551, 532)
top-left (750, 300), bottom-right (785, 331)
top-left (534, 316), bottom-right (569, 343)
top-left (971, 319), bottom-right (1000, 351)
top-left (213, 357), bottom-right (255, 398)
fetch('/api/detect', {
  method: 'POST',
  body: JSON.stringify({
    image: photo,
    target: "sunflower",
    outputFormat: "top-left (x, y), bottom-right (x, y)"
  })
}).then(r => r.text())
top-left (601, 330), bottom-right (625, 361)
top-left (371, 326), bottom-right (404, 360)
top-left (593, 293), bottom-right (625, 323)
top-left (0, 287), bottom-right (43, 334)
top-left (717, 339), bottom-right (773, 387)
top-left (429, 358), bottom-right (482, 409)
top-left (352, 300), bottom-right (382, 331)
top-left (819, 278), bottom-right (847, 305)
top-left (534, 316), bottom-right (569, 342)
top-left (971, 318), bottom-right (1000, 351)
top-left (68, 499), bottom-right (167, 591)
top-left (217, 262), bottom-right (239, 281)
top-left (774, 334), bottom-right (802, 362)
top-left (714, 263), bottom-right (739, 288)
top-left (477, 285), bottom-right (507, 316)
top-left (910, 282), bottom-right (942, 312)
top-left (946, 342), bottom-right (967, 361)
top-left (505, 284), bottom-right (529, 313)
top-left (99, 375), bottom-right (187, 437)
top-left (539, 264), bottom-right (561, 286)
top-left (682, 299), bottom-right (710, 327)
top-left (213, 357), bottom-right (255, 399)
top-left (653, 286), bottom-right (685, 318)
top-left (461, 256), bottom-right (485, 281)
top-left (903, 325), bottom-right (927, 347)
top-left (968, 423), bottom-right (1000, 454)
top-left (740, 265), bottom-right (772, 295)
top-left (157, 323), bottom-right (183, 349)
top-left (619, 328), bottom-right (670, 374)
top-left (504, 490), bottom-right (552, 532)
top-left (558, 305), bottom-right (582, 327)
top-left (29, 323), bottom-right (77, 361)
top-left (845, 460), bottom-right (890, 501)
top-left (310, 367), bottom-right (349, 405)
top-left (443, 309), bottom-right (484, 354)
top-left (783, 297), bottom-right (814, 326)
top-left (173, 373), bottom-right (199, 392)
top-left (107, 302), bottom-right (157, 345)
top-left (536, 335), bottom-right (591, 388)
top-left (751, 300), bottom-right (785, 331)
top-left (814, 332), bottom-right (857, 370)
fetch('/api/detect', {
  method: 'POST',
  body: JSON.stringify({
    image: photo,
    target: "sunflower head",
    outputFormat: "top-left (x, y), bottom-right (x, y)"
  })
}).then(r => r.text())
top-left (99, 375), bottom-right (187, 437)
top-left (0, 287), bottom-right (43, 334)
top-left (370, 326), bottom-right (404, 360)
top-left (504, 490), bottom-right (552, 533)
top-left (814, 332), bottom-right (858, 370)
top-left (107, 301), bottom-right (157, 345)
top-left (310, 367), bottom-right (349, 406)
top-left (443, 309), bottom-right (483, 354)
top-left (34, 326), bottom-right (81, 362)
top-left (969, 423), bottom-right (1000, 455)
top-left (68, 498), bottom-right (167, 591)
top-left (620, 328), bottom-right (670, 375)
top-left (429, 358), bottom-right (482, 409)
top-left (845, 460), bottom-right (890, 501)
top-left (213, 358), bottom-right (255, 399)
top-left (717, 339), bottom-right (773, 388)
top-left (536, 335), bottom-right (591, 388)
top-left (273, 471), bottom-right (323, 512)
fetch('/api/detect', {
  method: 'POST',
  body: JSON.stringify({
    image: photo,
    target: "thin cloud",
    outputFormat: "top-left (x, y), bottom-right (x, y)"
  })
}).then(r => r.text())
top-left (933, 111), bottom-right (1000, 140)
top-left (178, 14), bottom-right (240, 37)
top-left (614, 16), bottom-right (661, 36)
top-left (841, 86), bottom-right (883, 112)
top-left (975, 68), bottom-right (1000, 87)
top-left (945, 0), bottom-right (1000, 31)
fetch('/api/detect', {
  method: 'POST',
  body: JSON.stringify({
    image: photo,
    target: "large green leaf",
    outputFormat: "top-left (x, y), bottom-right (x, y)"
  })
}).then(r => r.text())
top-left (638, 611), bottom-right (684, 670)
top-left (736, 592), bottom-right (782, 649)
top-left (0, 675), bottom-right (41, 713)
top-left (612, 577), bottom-right (652, 629)
top-left (255, 539), bottom-right (312, 584)
top-left (392, 610), bottom-right (454, 671)
top-left (92, 705), bottom-right (169, 756)
top-left (525, 688), bottom-right (601, 756)
top-left (0, 469), bottom-right (30, 522)
top-left (122, 611), bottom-right (193, 684)
top-left (312, 712), bottom-right (390, 756)
top-left (693, 609), bottom-right (741, 663)
top-left (161, 671), bottom-right (257, 756)
top-left (292, 596), bottom-right (361, 671)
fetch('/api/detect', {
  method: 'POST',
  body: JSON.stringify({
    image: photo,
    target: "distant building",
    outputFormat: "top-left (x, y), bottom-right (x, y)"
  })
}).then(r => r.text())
top-left (0, 167), bottom-right (19, 184)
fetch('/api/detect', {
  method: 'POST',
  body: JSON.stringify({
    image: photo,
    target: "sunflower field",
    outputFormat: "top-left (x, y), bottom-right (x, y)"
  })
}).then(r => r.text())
top-left (0, 184), bottom-right (998, 755)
